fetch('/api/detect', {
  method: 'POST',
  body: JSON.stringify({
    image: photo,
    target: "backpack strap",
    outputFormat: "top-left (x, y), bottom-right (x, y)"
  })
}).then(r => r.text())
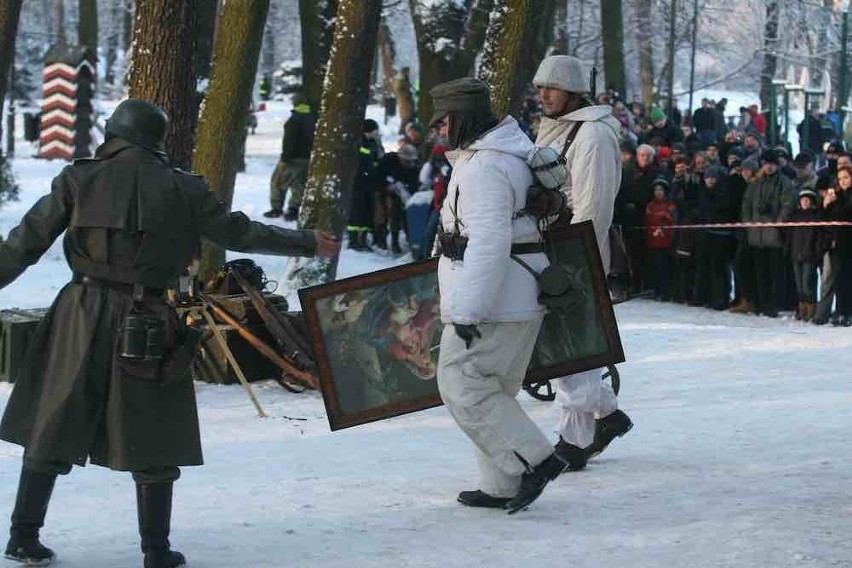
top-left (560, 120), bottom-right (584, 159)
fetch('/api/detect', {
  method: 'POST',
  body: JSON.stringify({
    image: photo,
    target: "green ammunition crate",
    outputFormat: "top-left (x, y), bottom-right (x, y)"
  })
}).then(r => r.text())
top-left (0, 308), bottom-right (49, 383)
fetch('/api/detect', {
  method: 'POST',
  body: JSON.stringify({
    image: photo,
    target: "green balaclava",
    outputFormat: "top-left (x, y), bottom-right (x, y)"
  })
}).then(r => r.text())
top-left (429, 78), bottom-right (499, 150)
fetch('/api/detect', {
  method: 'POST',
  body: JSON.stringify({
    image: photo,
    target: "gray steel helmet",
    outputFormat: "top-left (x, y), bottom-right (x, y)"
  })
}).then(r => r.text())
top-left (105, 99), bottom-right (169, 152)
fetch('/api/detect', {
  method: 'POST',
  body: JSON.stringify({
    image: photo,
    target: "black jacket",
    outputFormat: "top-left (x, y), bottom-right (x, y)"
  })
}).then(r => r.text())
top-left (281, 104), bottom-right (317, 162)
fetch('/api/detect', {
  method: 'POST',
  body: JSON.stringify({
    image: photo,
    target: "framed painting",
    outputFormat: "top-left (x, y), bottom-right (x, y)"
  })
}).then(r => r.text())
top-left (299, 259), bottom-right (443, 431)
top-left (299, 221), bottom-right (624, 431)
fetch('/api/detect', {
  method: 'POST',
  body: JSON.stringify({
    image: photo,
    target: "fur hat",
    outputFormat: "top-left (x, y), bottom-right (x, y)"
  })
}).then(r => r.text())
top-left (532, 55), bottom-right (589, 94)
top-left (741, 157), bottom-right (760, 172)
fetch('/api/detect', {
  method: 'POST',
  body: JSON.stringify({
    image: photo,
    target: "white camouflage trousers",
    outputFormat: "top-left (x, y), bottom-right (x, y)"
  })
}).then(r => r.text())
top-left (437, 315), bottom-right (552, 498)
top-left (554, 368), bottom-right (618, 448)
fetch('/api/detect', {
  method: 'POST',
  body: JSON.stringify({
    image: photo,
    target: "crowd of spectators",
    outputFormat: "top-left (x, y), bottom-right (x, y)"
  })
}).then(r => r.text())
top-left (352, 82), bottom-right (852, 326)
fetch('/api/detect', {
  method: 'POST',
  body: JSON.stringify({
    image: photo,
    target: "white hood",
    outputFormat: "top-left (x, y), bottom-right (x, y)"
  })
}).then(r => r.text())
top-left (446, 116), bottom-right (534, 166)
top-left (537, 105), bottom-right (621, 148)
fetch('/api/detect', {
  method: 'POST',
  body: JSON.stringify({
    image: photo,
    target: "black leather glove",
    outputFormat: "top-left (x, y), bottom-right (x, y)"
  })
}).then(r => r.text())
top-left (453, 323), bottom-right (481, 349)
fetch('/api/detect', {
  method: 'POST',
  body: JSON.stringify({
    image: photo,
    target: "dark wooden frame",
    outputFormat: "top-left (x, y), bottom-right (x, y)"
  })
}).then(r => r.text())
top-left (299, 258), bottom-right (442, 431)
top-left (523, 220), bottom-right (625, 383)
top-left (300, 221), bottom-right (624, 431)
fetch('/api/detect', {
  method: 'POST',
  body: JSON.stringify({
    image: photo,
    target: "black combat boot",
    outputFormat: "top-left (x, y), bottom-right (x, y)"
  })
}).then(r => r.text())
top-left (5, 466), bottom-right (57, 566)
top-left (586, 409), bottom-right (633, 459)
top-left (554, 437), bottom-right (588, 473)
top-left (137, 483), bottom-right (186, 568)
top-left (505, 453), bottom-right (566, 515)
top-left (282, 206), bottom-right (300, 222)
top-left (348, 231), bottom-right (368, 251)
top-left (262, 208), bottom-right (282, 218)
top-left (391, 232), bottom-right (403, 255)
top-left (457, 490), bottom-right (511, 509)
top-left (372, 227), bottom-right (388, 250)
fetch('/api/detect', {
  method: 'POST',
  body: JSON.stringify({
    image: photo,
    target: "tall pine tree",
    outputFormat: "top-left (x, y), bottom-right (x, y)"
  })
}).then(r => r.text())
top-left (127, 0), bottom-right (198, 168)
top-left (192, 0), bottom-right (270, 278)
top-left (286, 0), bottom-right (383, 287)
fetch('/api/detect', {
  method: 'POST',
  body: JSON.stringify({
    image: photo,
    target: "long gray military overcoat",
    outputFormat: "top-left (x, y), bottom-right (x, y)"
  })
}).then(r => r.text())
top-left (0, 138), bottom-right (317, 472)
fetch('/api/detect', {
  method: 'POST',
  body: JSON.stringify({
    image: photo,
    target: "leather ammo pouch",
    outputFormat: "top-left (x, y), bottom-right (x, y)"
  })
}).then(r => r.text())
top-left (159, 325), bottom-right (205, 383)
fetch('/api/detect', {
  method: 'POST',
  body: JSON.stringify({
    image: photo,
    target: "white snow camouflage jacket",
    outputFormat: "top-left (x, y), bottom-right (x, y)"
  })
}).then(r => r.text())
top-left (536, 105), bottom-right (622, 272)
top-left (438, 116), bottom-right (547, 325)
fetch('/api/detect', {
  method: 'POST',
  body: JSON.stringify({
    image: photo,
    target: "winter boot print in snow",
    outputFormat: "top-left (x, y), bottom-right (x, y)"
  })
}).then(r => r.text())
top-left (137, 483), bottom-right (186, 568)
top-left (5, 467), bottom-right (57, 566)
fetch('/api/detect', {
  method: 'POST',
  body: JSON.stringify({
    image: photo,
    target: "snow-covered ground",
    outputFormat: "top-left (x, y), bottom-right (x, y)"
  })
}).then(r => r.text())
top-left (0, 101), bottom-right (850, 567)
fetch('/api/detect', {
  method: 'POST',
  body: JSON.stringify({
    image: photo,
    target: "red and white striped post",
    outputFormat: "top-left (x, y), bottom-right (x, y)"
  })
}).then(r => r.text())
top-left (38, 45), bottom-right (96, 161)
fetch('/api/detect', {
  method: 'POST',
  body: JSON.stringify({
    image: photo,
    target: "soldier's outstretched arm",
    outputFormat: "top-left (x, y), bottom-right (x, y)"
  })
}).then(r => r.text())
top-left (194, 188), bottom-right (335, 258)
top-left (0, 171), bottom-right (72, 288)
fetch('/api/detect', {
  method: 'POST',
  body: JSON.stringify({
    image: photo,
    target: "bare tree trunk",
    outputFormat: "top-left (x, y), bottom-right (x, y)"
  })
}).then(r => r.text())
top-left (287, 0), bottom-right (383, 287)
top-left (636, 0), bottom-right (654, 107)
top-left (123, 0), bottom-right (134, 52)
top-left (261, 0), bottom-right (277, 76)
top-left (600, 0), bottom-right (626, 96)
top-left (128, 0), bottom-right (198, 169)
top-left (812, 0), bottom-right (832, 93)
top-left (552, 0), bottom-right (567, 54)
top-left (104, 0), bottom-right (119, 85)
top-left (299, 0), bottom-right (337, 111)
top-left (410, 0), bottom-right (493, 126)
top-left (508, 0), bottom-right (556, 116)
top-left (378, 18), bottom-right (395, 95)
top-left (479, 0), bottom-right (530, 117)
top-left (0, 0), bottom-right (23, 150)
top-left (759, 0), bottom-right (779, 109)
top-left (77, 0), bottom-right (97, 55)
top-left (193, 0), bottom-right (270, 278)
top-left (195, 0), bottom-right (218, 82)
top-left (54, 0), bottom-right (65, 44)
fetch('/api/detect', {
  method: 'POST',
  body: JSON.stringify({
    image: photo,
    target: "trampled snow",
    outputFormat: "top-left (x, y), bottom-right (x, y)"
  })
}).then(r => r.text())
top-left (0, 102), bottom-right (850, 567)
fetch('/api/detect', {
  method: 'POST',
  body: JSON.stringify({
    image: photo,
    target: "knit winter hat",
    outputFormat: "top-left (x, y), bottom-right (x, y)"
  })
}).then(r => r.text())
top-left (532, 55), bottom-right (590, 94)
top-left (652, 177), bottom-right (671, 193)
top-left (429, 78), bottom-right (493, 127)
top-left (704, 165), bottom-right (726, 180)
top-left (798, 188), bottom-right (818, 201)
top-left (649, 107), bottom-right (666, 123)
top-left (741, 157), bottom-right (760, 172)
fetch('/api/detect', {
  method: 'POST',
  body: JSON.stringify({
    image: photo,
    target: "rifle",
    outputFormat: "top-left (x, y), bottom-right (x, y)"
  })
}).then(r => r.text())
top-left (200, 293), bottom-right (318, 391)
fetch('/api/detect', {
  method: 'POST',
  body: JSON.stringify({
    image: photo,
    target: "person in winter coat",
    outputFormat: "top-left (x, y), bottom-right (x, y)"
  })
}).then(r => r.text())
top-left (347, 119), bottom-right (383, 251)
top-left (692, 98), bottom-right (718, 147)
top-left (374, 145), bottom-right (420, 253)
top-left (533, 55), bottom-right (632, 472)
top-left (814, 166), bottom-right (852, 325)
top-left (692, 166), bottom-right (735, 310)
top-left (642, 107), bottom-right (684, 147)
top-left (740, 149), bottom-right (794, 317)
top-left (783, 189), bottom-right (825, 321)
top-left (0, 100), bottom-right (339, 567)
top-left (264, 91), bottom-right (317, 221)
top-left (615, 143), bottom-right (661, 293)
top-left (669, 156), bottom-right (702, 303)
top-left (730, 157), bottom-right (761, 314)
top-left (644, 178), bottom-right (678, 300)
top-left (428, 78), bottom-right (564, 514)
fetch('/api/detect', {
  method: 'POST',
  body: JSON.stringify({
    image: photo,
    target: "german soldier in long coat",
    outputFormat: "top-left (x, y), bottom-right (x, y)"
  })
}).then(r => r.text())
top-left (0, 100), bottom-right (338, 567)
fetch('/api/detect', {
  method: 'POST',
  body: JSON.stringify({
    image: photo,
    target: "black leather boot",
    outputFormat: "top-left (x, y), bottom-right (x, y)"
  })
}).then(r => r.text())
top-left (457, 490), bottom-right (511, 509)
top-left (372, 227), bottom-right (388, 250)
top-left (137, 483), bottom-right (186, 568)
top-left (505, 453), bottom-right (566, 515)
top-left (586, 409), bottom-right (633, 459)
top-left (554, 437), bottom-right (588, 473)
top-left (4, 466), bottom-right (57, 566)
